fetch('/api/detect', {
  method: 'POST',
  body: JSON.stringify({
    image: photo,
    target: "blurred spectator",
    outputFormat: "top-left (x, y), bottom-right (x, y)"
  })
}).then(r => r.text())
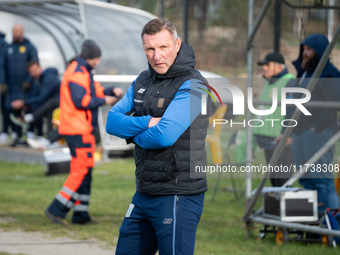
top-left (253, 52), bottom-right (295, 187)
top-left (10, 61), bottom-right (60, 137)
top-left (0, 31), bottom-right (12, 145)
top-left (4, 24), bottom-right (38, 146)
top-left (278, 34), bottom-right (340, 211)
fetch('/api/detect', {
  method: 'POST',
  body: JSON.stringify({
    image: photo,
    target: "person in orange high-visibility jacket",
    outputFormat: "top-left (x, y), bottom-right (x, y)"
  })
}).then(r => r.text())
top-left (45, 40), bottom-right (123, 225)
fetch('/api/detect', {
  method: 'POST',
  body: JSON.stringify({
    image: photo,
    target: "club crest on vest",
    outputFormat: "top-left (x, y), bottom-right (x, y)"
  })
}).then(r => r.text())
top-left (157, 98), bottom-right (165, 108)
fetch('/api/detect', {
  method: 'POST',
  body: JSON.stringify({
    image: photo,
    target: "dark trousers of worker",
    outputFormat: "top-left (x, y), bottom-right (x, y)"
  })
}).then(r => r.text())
top-left (264, 146), bottom-right (294, 187)
top-left (28, 118), bottom-right (43, 136)
top-left (116, 192), bottom-right (205, 255)
top-left (47, 134), bottom-right (95, 223)
top-left (1, 93), bottom-right (11, 133)
top-left (32, 97), bottom-right (60, 133)
top-left (46, 128), bottom-right (63, 144)
top-left (11, 109), bottom-right (23, 138)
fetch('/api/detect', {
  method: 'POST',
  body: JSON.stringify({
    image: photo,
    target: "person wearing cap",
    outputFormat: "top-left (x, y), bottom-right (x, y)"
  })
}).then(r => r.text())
top-left (253, 52), bottom-right (295, 187)
top-left (44, 39), bottom-right (123, 225)
top-left (277, 34), bottom-right (340, 211)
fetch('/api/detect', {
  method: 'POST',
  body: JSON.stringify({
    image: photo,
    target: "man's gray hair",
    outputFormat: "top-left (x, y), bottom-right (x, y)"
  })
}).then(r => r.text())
top-left (274, 63), bottom-right (286, 69)
top-left (141, 18), bottom-right (178, 42)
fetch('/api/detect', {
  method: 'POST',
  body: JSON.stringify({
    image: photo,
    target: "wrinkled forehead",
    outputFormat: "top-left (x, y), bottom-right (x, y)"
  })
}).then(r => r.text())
top-left (142, 29), bottom-right (176, 44)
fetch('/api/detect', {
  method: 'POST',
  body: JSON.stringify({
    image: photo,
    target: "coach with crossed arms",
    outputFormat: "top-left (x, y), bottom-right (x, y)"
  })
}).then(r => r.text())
top-left (106, 18), bottom-right (210, 254)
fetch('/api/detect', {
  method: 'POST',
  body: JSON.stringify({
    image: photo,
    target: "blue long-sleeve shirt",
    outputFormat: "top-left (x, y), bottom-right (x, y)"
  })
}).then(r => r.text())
top-left (106, 78), bottom-right (207, 149)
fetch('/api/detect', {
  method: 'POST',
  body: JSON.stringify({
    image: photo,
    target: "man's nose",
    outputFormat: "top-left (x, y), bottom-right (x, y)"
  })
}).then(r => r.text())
top-left (302, 49), bottom-right (308, 57)
top-left (154, 49), bottom-right (161, 61)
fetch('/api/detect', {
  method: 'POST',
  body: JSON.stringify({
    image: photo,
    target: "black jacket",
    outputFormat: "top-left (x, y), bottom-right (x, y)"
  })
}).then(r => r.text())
top-left (0, 31), bottom-right (7, 84)
top-left (24, 68), bottom-right (60, 106)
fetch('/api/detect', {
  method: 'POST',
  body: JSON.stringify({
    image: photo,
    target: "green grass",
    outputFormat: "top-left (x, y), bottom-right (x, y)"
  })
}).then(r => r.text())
top-left (0, 157), bottom-right (339, 254)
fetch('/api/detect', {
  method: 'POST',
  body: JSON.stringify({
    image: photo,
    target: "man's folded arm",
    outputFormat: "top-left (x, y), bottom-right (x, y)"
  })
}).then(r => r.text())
top-left (133, 79), bottom-right (206, 149)
top-left (106, 80), bottom-right (151, 139)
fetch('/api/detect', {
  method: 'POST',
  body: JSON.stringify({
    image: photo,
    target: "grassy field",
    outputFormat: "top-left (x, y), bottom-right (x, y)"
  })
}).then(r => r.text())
top-left (0, 154), bottom-right (339, 255)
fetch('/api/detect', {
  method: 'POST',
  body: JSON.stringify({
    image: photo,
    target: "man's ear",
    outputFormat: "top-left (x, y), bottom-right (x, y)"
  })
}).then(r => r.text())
top-left (176, 38), bottom-right (182, 53)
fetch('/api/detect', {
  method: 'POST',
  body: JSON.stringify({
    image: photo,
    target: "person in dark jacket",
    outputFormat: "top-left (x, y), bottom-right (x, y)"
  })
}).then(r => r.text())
top-left (0, 31), bottom-right (12, 145)
top-left (106, 18), bottom-right (210, 255)
top-left (0, 31), bottom-right (6, 84)
top-left (280, 34), bottom-right (340, 211)
top-left (4, 24), bottom-right (39, 145)
top-left (10, 61), bottom-right (60, 135)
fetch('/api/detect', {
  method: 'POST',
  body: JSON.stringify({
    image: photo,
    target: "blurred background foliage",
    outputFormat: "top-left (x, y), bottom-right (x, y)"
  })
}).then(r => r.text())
top-left (107, 0), bottom-right (340, 78)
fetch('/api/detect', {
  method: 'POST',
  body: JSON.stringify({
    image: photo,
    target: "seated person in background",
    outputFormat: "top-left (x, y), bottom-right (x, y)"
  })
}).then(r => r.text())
top-left (22, 54), bottom-right (122, 150)
top-left (10, 61), bottom-right (60, 138)
top-left (253, 52), bottom-right (295, 187)
top-left (26, 80), bottom-right (120, 150)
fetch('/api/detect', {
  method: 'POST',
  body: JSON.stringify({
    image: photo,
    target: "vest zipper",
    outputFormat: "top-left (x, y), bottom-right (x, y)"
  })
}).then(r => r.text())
top-left (172, 149), bottom-right (178, 185)
top-left (139, 149), bottom-right (145, 193)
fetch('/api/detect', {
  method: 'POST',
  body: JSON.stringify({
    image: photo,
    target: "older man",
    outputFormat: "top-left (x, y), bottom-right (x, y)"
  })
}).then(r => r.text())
top-left (106, 18), bottom-right (209, 255)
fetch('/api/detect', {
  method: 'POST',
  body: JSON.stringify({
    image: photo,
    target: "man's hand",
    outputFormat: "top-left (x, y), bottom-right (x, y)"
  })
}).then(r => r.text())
top-left (11, 100), bottom-right (25, 110)
top-left (113, 87), bottom-right (123, 98)
top-left (105, 96), bottom-right (118, 105)
top-left (274, 134), bottom-right (293, 146)
top-left (148, 117), bottom-right (161, 128)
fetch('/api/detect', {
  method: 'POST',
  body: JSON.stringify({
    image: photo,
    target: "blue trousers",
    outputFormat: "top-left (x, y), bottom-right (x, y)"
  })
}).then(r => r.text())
top-left (116, 192), bottom-right (205, 255)
top-left (292, 128), bottom-right (339, 211)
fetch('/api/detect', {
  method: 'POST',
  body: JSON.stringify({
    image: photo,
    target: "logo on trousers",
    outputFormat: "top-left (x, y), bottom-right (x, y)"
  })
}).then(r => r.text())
top-left (162, 218), bottom-right (173, 224)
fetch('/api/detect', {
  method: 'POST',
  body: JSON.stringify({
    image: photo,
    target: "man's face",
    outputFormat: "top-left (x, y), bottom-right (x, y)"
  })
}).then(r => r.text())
top-left (86, 57), bottom-right (101, 68)
top-left (301, 44), bottom-right (316, 70)
top-left (28, 64), bottom-right (42, 80)
top-left (142, 29), bottom-right (182, 74)
top-left (262, 61), bottom-right (278, 79)
top-left (12, 25), bottom-right (24, 43)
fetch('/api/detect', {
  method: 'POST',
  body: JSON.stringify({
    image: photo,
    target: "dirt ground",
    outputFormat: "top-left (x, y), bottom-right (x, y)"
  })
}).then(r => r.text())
top-left (0, 228), bottom-right (116, 255)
